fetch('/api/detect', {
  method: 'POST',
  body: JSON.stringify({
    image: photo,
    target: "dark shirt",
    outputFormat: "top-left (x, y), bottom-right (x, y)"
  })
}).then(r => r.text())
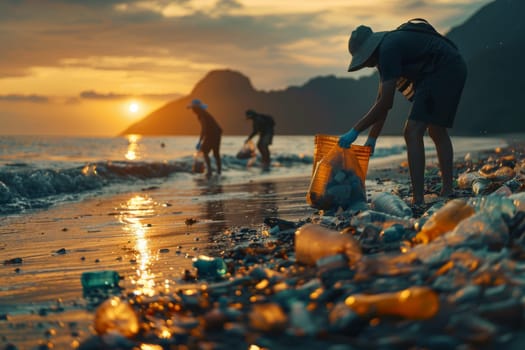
top-left (378, 30), bottom-right (461, 84)
top-left (248, 113), bottom-right (275, 139)
top-left (195, 108), bottom-right (222, 140)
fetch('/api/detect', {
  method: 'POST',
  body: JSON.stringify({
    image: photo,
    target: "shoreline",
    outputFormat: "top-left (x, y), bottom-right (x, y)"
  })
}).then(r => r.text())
top-left (1, 141), bottom-right (523, 349)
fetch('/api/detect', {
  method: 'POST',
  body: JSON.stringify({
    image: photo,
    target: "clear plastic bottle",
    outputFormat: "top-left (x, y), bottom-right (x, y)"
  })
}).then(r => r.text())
top-left (351, 210), bottom-right (414, 229)
top-left (295, 223), bottom-right (362, 266)
top-left (414, 199), bottom-right (475, 244)
top-left (371, 192), bottom-right (413, 218)
top-left (344, 286), bottom-right (439, 320)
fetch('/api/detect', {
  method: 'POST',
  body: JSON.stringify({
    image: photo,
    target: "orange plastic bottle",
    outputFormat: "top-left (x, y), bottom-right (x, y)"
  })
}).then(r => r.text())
top-left (414, 199), bottom-right (475, 244)
top-left (344, 286), bottom-right (439, 320)
top-left (295, 223), bottom-right (362, 266)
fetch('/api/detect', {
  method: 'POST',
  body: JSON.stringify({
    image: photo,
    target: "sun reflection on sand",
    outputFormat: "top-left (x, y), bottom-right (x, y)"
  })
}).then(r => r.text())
top-left (118, 194), bottom-right (158, 296)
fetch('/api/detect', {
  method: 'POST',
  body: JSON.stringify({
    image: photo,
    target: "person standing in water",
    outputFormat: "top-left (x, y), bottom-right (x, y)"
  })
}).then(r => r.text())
top-left (338, 19), bottom-right (467, 208)
top-left (244, 109), bottom-right (275, 171)
top-left (187, 99), bottom-right (222, 176)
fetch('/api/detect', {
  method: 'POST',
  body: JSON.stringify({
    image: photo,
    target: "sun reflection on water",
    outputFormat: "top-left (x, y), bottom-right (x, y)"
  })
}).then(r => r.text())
top-left (119, 194), bottom-right (158, 296)
top-left (125, 134), bottom-right (141, 160)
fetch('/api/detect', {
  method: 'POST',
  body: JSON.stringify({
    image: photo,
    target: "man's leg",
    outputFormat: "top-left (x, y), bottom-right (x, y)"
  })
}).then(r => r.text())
top-left (258, 136), bottom-right (271, 170)
top-left (404, 120), bottom-right (428, 205)
top-left (212, 140), bottom-right (221, 175)
top-left (428, 125), bottom-right (454, 197)
top-left (202, 151), bottom-right (212, 176)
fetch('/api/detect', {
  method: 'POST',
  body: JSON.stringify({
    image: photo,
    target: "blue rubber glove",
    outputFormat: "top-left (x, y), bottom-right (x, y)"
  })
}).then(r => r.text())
top-left (196, 140), bottom-right (202, 151)
top-left (338, 128), bottom-right (359, 148)
top-left (364, 137), bottom-right (377, 155)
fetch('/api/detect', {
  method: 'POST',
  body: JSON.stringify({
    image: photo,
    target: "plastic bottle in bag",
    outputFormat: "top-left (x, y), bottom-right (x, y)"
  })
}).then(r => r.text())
top-left (344, 286), bottom-right (439, 320)
top-left (371, 192), bottom-right (413, 218)
top-left (295, 223), bottom-right (362, 266)
top-left (307, 142), bottom-right (369, 210)
top-left (192, 151), bottom-right (205, 173)
top-left (413, 199), bottom-right (475, 244)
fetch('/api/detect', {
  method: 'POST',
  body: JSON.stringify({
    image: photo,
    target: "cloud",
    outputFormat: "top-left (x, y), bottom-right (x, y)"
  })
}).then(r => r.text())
top-left (0, 94), bottom-right (49, 103)
top-left (0, 0), bottom-right (493, 91)
top-left (80, 90), bottom-right (126, 100)
top-left (79, 90), bottom-right (181, 100)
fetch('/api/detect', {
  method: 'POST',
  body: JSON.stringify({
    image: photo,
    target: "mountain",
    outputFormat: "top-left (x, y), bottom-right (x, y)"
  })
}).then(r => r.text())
top-left (447, 0), bottom-right (525, 134)
top-left (121, 0), bottom-right (524, 136)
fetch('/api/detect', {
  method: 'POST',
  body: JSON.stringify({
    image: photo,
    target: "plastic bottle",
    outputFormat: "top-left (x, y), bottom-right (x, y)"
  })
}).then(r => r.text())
top-left (344, 286), bottom-right (439, 320)
top-left (192, 255), bottom-right (227, 279)
top-left (81, 270), bottom-right (120, 290)
top-left (350, 210), bottom-right (414, 229)
top-left (371, 192), bottom-right (413, 218)
top-left (413, 199), bottom-right (475, 244)
top-left (249, 303), bottom-right (288, 332)
top-left (294, 223), bottom-right (362, 266)
top-left (94, 297), bottom-right (139, 338)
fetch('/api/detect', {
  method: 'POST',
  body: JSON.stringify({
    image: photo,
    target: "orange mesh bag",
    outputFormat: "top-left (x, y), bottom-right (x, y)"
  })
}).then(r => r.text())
top-left (307, 134), bottom-right (371, 210)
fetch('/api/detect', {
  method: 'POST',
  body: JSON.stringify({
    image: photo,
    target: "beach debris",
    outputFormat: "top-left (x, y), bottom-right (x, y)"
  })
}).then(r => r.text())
top-left (54, 248), bottom-right (67, 255)
top-left (294, 223), bottom-right (361, 266)
top-left (3, 257), bottom-right (23, 265)
top-left (66, 144), bottom-right (525, 349)
top-left (184, 217), bottom-right (198, 226)
top-left (413, 199), bottom-right (475, 244)
top-left (371, 191), bottom-right (413, 218)
top-left (94, 297), bottom-right (139, 338)
top-left (345, 286), bottom-right (439, 320)
top-left (81, 271), bottom-right (121, 288)
top-left (192, 255), bottom-right (228, 279)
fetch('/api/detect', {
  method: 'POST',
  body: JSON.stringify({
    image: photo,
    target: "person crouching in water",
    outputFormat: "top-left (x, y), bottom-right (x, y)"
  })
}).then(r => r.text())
top-left (245, 109), bottom-right (275, 171)
top-left (187, 99), bottom-right (222, 177)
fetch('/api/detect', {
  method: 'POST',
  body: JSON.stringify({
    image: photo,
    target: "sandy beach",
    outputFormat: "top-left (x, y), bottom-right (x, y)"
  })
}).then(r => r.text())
top-left (2, 140), bottom-right (525, 349)
top-left (0, 172), bottom-right (315, 349)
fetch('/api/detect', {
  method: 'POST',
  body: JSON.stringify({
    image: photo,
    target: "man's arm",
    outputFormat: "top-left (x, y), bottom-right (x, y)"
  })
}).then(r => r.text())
top-left (353, 79), bottom-right (396, 133)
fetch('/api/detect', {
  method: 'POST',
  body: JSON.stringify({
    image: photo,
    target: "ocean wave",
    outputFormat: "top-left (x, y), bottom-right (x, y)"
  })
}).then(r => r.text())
top-left (0, 153), bottom-right (313, 215)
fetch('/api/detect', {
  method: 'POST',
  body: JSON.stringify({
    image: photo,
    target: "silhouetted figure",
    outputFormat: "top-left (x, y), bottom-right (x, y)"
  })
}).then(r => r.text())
top-left (339, 19), bottom-right (467, 208)
top-left (245, 109), bottom-right (275, 171)
top-left (187, 99), bottom-right (222, 176)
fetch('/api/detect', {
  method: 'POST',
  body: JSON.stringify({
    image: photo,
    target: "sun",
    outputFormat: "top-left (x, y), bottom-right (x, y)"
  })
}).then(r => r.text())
top-left (129, 102), bottom-right (139, 114)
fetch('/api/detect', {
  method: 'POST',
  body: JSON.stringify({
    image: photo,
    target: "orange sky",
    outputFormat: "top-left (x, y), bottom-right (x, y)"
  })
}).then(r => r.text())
top-left (0, 0), bottom-right (492, 136)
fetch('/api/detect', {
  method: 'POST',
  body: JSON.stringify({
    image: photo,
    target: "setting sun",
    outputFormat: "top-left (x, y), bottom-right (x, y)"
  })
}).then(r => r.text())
top-left (129, 102), bottom-right (139, 113)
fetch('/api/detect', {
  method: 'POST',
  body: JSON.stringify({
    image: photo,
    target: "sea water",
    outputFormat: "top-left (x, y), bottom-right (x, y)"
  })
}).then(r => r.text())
top-left (0, 134), bottom-right (508, 215)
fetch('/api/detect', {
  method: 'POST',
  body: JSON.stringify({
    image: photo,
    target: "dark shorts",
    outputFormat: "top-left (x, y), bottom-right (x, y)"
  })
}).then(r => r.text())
top-left (409, 56), bottom-right (467, 128)
top-left (258, 133), bottom-right (273, 147)
top-left (201, 134), bottom-right (221, 153)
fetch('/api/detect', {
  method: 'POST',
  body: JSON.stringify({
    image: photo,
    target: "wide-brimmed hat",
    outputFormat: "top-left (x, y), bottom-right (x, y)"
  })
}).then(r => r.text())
top-left (245, 109), bottom-right (256, 118)
top-left (347, 25), bottom-right (387, 72)
top-left (187, 99), bottom-right (207, 109)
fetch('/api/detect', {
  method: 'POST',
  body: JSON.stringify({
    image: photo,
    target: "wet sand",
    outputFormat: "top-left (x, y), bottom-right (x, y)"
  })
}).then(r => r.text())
top-left (0, 142), bottom-right (520, 349)
top-left (0, 174), bottom-right (315, 349)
